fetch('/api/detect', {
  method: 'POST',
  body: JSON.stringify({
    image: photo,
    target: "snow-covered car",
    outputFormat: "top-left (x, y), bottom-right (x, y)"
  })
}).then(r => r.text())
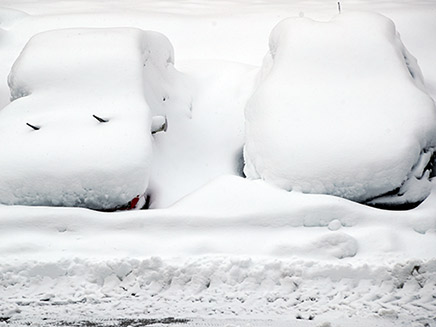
top-left (0, 28), bottom-right (177, 210)
top-left (244, 12), bottom-right (436, 209)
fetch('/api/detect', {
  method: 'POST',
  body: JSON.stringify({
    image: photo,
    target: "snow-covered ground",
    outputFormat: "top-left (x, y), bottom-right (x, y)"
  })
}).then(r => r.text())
top-left (1, 1), bottom-right (436, 326)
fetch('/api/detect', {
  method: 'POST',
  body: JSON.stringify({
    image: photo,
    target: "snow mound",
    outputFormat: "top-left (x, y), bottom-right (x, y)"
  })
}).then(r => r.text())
top-left (0, 28), bottom-right (180, 209)
top-left (170, 175), bottom-right (359, 228)
top-left (244, 12), bottom-right (436, 206)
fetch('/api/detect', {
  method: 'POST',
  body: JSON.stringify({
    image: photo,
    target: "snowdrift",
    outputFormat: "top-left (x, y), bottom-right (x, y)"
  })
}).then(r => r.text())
top-left (0, 28), bottom-right (180, 209)
top-left (148, 61), bottom-right (254, 208)
top-left (244, 12), bottom-right (436, 207)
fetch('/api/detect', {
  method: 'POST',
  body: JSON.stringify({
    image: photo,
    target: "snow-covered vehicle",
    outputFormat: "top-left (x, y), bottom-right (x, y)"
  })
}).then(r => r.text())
top-left (0, 28), bottom-right (177, 210)
top-left (244, 12), bottom-right (436, 209)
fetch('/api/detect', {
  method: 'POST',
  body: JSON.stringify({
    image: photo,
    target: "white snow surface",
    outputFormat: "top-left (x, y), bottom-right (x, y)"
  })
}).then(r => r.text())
top-left (0, 1), bottom-right (436, 326)
top-left (244, 12), bottom-right (436, 203)
top-left (1, 256), bottom-right (435, 326)
top-left (0, 28), bottom-right (183, 209)
top-left (2, 176), bottom-right (436, 325)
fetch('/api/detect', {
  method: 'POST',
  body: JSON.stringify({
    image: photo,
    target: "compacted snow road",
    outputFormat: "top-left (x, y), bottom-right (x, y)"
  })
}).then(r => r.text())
top-left (3, 317), bottom-right (404, 327)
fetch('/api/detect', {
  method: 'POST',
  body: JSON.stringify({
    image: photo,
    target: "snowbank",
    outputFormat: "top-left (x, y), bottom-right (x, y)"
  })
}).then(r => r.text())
top-left (0, 28), bottom-right (180, 209)
top-left (244, 12), bottom-right (436, 206)
top-left (1, 175), bottom-right (436, 324)
top-left (2, 176), bottom-right (436, 261)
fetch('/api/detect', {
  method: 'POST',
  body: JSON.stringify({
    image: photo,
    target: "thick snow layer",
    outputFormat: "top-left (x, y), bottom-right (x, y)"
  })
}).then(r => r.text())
top-left (0, 28), bottom-right (181, 209)
top-left (1, 174), bottom-right (436, 325)
top-left (0, 1), bottom-right (436, 326)
top-left (244, 12), bottom-right (436, 204)
top-left (2, 176), bottom-right (436, 261)
top-left (1, 176), bottom-right (436, 324)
